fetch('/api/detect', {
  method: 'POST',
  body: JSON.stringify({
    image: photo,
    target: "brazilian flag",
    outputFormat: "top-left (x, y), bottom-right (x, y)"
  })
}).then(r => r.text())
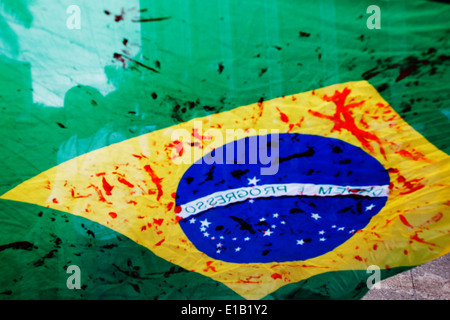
top-left (0, 0), bottom-right (449, 300)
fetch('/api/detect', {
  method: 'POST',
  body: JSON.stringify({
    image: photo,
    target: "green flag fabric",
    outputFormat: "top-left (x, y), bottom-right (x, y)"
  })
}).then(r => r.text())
top-left (0, 0), bottom-right (449, 300)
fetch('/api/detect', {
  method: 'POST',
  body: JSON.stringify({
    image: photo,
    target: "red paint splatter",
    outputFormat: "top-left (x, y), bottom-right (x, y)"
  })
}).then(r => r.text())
top-left (192, 128), bottom-right (212, 141)
top-left (155, 238), bottom-right (165, 246)
top-left (173, 140), bottom-right (184, 158)
top-left (404, 250), bottom-right (408, 255)
top-left (359, 116), bottom-right (370, 129)
top-left (387, 142), bottom-right (430, 162)
top-left (174, 205), bottom-right (182, 214)
top-left (70, 188), bottom-right (91, 199)
top-left (167, 202), bottom-right (174, 211)
top-left (257, 97), bottom-right (264, 115)
top-left (102, 177), bottom-right (114, 196)
top-left (96, 172), bottom-right (106, 176)
top-left (399, 214), bottom-right (414, 229)
top-left (117, 177), bottom-right (134, 188)
top-left (276, 107), bottom-right (289, 123)
top-left (132, 153), bottom-right (148, 159)
top-left (387, 168), bottom-right (425, 195)
top-left (52, 198), bottom-right (58, 204)
top-left (397, 176), bottom-right (425, 195)
top-left (387, 168), bottom-right (399, 174)
top-left (153, 218), bottom-right (164, 226)
top-left (271, 273), bottom-right (282, 280)
top-left (431, 212), bottom-right (443, 223)
top-left (308, 87), bottom-right (386, 159)
top-left (373, 244), bottom-right (378, 250)
top-left (203, 261), bottom-right (217, 272)
top-left (369, 231), bottom-right (381, 239)
top-left (300, 264), bottom-right (330, 269)
top-left (287, 117), bottom-right (304, 132)
top-left (355, 255), bottom-right (363, 261)
top-left (237, 274), bottom-right (263, 284)
top-left (109, 212), bottom-right (117, 219)
top-left (410, 232), bottom-right (438, 247)
top-left (384, 218), bottom-right (394, 227)
top-left (141, 225), bottom-right (147, 231)
top-left (171, 192), bottom-right (177, 199)
top-left (396, 149), bottom-right (426, 161)
top-left (144, 165), bottom-right (163, 201)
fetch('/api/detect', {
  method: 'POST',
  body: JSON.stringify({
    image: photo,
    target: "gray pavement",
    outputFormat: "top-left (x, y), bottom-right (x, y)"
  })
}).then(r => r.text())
top-left (362, 253), bottom-right (450, 300)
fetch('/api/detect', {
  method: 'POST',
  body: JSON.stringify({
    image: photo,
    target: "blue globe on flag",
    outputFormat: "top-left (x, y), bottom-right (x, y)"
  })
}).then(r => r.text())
top-left (176, 133), bottom-right (390, 263)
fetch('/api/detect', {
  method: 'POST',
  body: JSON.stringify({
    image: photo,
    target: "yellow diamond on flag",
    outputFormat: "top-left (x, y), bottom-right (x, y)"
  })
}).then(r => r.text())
top-left (2, 81), bottom-right (449, 299)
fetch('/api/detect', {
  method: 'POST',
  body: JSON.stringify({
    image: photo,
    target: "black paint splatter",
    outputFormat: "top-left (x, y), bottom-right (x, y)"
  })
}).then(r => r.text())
top-left (230, 216), bottom-right (255, 234)
top-left (279, 146), bottom-right (315, 163)
top-left (362, 48), bottom-right (450, 82)
top-left (338, 159), bottom-right (351, 165)
top-left (230, 169), bottom-right (249, 179)
top-left (33, 249), bottom-right (58, 267)
top-left (299, 31), bottom-right (311, 37)
top-left (332, 145), bottom-right (343, 153)
top-left (218, 63), bottom-right (224, 74)
top-left (0, 241), bottom-right (35, 252)
top-left (0, 290), bottom-right (12, 295)
top-left (258, 68), bottom-right (268, 77)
